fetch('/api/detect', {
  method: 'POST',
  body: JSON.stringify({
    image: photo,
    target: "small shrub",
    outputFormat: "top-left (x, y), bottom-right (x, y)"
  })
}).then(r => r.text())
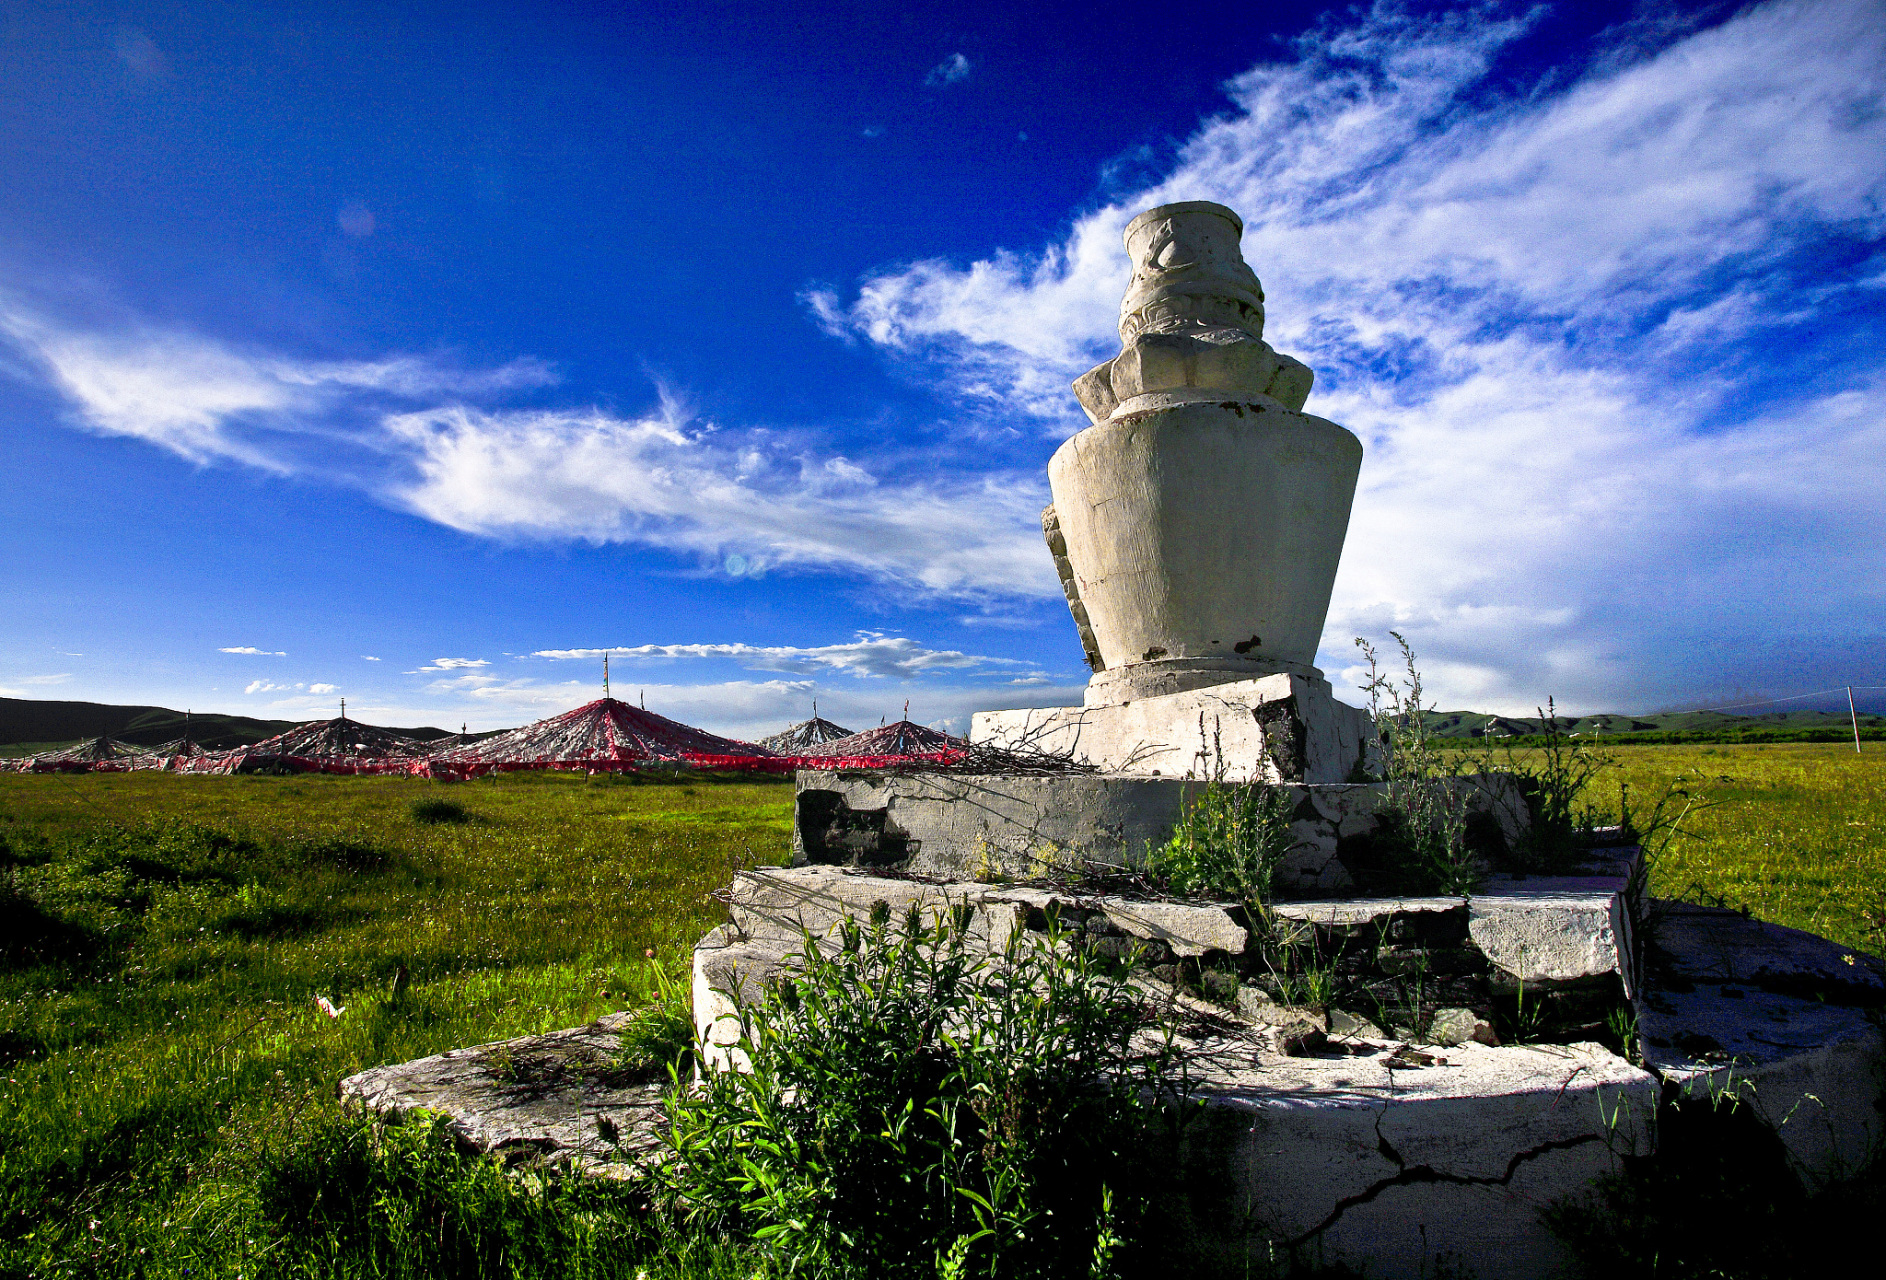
top-left (1146, 767), bottom-right (1296, 908)
top-left (659, 908), bottom-right (1180, 1278)
top-left (614, 959), bottom-right (696, 1076)
top-left (410, 796), bottom-right (473, 825)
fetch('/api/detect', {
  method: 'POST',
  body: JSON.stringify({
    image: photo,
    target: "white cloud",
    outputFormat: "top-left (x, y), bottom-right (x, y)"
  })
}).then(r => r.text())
top-left (810, 0), bottom-right (1886, 710)
top-left (384, 404), bottom-right (1052, 597)
top-left (2, 291), bottom-right (1051, 598)
top-left (244, 680), bottom-right (291, 694)
top-left (0, 300), bottom-right (555, 468)
top-left (308, 683), bottom-right (338, 694)
top-left (411, 657), bottom-right (491, 672)
top-left (925, 53), bottom-right (971, 86)
top-left (220, 646), bottom-right (287, 656)
top-left (2, 673), bottom-right (75, 691)
top-left (532, 632), bottom-right (1021, 680)
top-left (361, 655), bottom-right (382, 661)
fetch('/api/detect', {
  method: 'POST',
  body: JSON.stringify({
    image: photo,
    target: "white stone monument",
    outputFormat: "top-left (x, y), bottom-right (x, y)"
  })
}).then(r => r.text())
top-left (975, 201), bottom-right (1374, 783)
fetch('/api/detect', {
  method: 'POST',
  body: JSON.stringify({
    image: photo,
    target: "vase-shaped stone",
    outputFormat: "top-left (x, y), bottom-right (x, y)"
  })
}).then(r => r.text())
top-left (1054, 201), bottom-right (1362, 706)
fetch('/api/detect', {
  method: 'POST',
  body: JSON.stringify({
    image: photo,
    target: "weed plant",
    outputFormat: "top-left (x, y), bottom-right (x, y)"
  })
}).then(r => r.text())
top-left (1145, 727), bottom-right (1296, 911)
top-left (1354, 634), bottom-right (1479, 895)
top-left (1486, 699), bottom-right (1611, 871)
top-left (250, 1109), bottom-right (756, 1279)
top-left (614, 957), bottom-right (696, 1076)
top-left (659, 907), bottom-right (1180, 1279)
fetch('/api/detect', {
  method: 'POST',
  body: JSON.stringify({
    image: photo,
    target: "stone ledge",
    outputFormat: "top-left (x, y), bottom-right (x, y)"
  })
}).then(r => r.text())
top-left (790, 769), bottom-right (1533, 898)
top-left (338, 1013), bottom-right (667, 1179)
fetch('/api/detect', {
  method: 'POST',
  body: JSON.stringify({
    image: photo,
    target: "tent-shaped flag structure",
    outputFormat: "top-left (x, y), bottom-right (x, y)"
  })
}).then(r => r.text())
top-left (179, 715), bottom-right (429, 776)
top-left (1, 735), bottom-right (163, 773)
top-left (423, 697), bottom-right (787, 779)
top-left (757, 714), bottom-right (856, 754)
top-left (796, 719), bottom-right (968, 769)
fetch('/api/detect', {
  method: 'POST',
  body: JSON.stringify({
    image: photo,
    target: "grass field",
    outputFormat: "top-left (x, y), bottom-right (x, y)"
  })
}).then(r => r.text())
top-left (1573, 742), bottom-right (1886, 954)
top-left (1, 745), bottom-right (1882, 1277)
top-left (0, 770), bottom-right (792, 1278)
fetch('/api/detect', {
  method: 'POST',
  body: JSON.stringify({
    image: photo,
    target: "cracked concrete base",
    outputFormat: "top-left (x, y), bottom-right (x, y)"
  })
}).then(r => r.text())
top-left (1637, 900), bottom-right (1886, 1187)
top-left (1181, 1034), bottom-right (1657, 1277)
top-left (338, 1013), bottom-right (667, 1179)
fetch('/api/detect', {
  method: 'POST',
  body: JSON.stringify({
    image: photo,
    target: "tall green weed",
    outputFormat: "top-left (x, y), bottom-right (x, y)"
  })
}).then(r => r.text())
top-left (1355, 634), bottom-right (1480, 895)
top-left (660, 908), bottom-right (1179, 1279)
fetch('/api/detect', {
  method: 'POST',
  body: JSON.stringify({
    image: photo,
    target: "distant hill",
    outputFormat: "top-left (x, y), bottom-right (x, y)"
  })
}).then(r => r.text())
top-left (0, 697), bottom-right (465, 752)
top-left (1426, 707), bottom-right (1886, 744)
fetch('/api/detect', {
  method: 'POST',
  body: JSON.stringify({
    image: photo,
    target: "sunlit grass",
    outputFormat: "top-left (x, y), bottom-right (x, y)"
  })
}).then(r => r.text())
top-left (1484, 741), bottom-right (1886, 954)
top-left (4, 748), bottom-right (1882, 1276)
top-left (0, 770), bottom-right (792, 1277)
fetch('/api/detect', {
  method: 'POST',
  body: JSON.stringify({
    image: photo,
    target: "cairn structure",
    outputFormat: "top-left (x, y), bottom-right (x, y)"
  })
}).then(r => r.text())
top-left (340, 202), bottom-right (1885, 1280)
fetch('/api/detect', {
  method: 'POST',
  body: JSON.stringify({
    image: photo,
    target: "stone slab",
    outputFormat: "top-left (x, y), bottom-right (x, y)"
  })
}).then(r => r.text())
top-left (727, 864), bottom-right (988, 946)
top-left (1637, 901), bottom-right (1886, 1186)
top-left (338, 1013), bottom-right (666, 1178)
top-left (792, 770), bottom-right (1532, 898)
top-left (1470, 867), bottom-right (1639, 996)
top-left (970, 672), bottom-right (1374, 784)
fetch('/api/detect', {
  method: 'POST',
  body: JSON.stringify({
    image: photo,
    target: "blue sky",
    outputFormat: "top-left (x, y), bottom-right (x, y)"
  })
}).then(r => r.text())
top-left (2, 0), bottom-right (1882, 735)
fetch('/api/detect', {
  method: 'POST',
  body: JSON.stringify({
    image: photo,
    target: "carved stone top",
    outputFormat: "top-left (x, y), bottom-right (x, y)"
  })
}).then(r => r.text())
top-left (1073, 200), bottom-right (1315, 425)
top-left (1119, 201), bottom-right (1266, 342)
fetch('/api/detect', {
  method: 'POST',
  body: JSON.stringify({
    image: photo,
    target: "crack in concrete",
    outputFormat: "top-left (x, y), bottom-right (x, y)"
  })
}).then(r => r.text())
top-left (1281, 1131), bottom-right (1604, 1249)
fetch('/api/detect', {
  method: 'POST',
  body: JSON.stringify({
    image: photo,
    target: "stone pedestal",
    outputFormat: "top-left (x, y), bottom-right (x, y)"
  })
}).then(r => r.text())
top-left (791, 768), bottom-right (1530, 895)
top-left (972, 670), bottom-right (1375, 785)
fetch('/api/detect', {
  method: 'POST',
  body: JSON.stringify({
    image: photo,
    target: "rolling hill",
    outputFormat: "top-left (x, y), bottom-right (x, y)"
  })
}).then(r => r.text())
top-left (0, 697), bottom-right (463, 752)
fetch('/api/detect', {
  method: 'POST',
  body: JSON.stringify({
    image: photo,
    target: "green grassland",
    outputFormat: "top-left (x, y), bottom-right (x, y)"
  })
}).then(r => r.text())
top-left (1557, 743), bottom-right (1886, 954)
top-left (0, 770), bottom-right (792, 1278)
top-left (1, 746), bottom-right (1882, 1277)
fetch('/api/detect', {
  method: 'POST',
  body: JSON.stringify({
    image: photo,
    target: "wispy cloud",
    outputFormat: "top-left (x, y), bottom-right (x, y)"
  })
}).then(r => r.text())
top-left (925, 53), bottom-right (971, 86)
top-left (0, 300), bottom-right (555, 469)
top-left (308, 682), bottom-right (338, 694)
top-left (810, 0), bottom-right (1886, 710)
top-left (532, 632), bottom-right (1026, 681)
top-left (0, 302), bottom-right (1051, 601)
top-left (220, 646), bottom-right (286, 656)
top-left (384, 403), bottom-right (1051, 597)
top-left (410, 657), bottom-right (491, 672)
top-left (244, 680), bottom-right (290, 694)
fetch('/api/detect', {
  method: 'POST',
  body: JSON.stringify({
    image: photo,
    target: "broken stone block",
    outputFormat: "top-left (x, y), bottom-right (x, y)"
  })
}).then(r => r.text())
top-left (1637, 901), bottom-right (1886, 1187)
top-left (1098, 898), bottom-right (1247, 958)
top-left (1469, 870), bottom-right (1638, 996)
top-left (1328, 1007), bottom-right (1387, 1039)
top-left (338, 1013), bottom-right (666, 1178)
top-left (1426, 1006), bottom-right (1498, 1047)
